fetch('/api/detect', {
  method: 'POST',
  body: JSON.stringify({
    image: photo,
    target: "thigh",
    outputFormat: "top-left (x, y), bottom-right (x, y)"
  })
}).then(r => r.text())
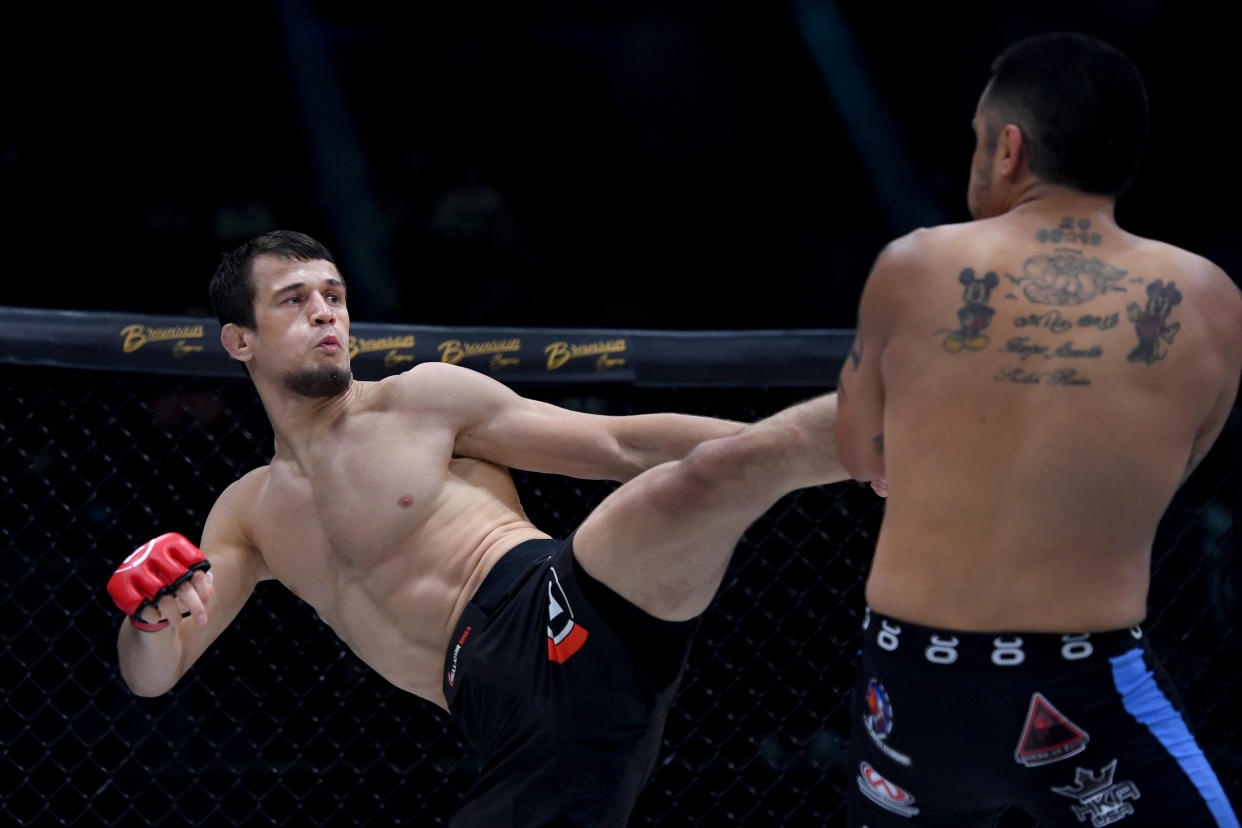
top-left (1018, 647), bottom-right (1237, 827)
top-left (452, 542), bottom-right (678, 828)
top-left (572, 434), bottom-right (791, 621)
top-left (845, 654), bottom-right (1010, 827)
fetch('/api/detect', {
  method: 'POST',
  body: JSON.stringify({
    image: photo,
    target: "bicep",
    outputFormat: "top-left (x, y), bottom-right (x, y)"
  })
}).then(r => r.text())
top-left (1185, 277), bottom-right (1242, 483)
top-left (1184, 378), bottom-right (1240, 485)
top-left (835, 256), bottom-right (894, 481)
top-left (403, 362), bottom-right (626, 478)
top-left (457, 394), bottom-right (628, 479)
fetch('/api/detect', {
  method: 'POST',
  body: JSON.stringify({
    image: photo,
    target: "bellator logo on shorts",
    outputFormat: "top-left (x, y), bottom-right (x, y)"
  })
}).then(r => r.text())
top-left (546, 567), bottom-right (589, 663)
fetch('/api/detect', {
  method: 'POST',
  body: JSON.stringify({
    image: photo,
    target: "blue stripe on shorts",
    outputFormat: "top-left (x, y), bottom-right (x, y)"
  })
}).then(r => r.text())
top-left (1110, 648), bottom-right (1239, 828)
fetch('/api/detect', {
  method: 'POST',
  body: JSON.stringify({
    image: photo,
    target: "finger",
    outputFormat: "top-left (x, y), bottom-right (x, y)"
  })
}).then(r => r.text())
top-left (156, 594), bottom-right (182, 628)
top-left (190, 570), bottom-right (213, 606)
top-left (177, 581), bottom-right (208, 626)
top-left (137, 604), bottom-right (165, 626)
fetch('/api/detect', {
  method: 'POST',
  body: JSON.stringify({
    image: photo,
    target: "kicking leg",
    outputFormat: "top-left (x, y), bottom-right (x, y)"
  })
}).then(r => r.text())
top-left (572, 392), bottom-right (846, 621)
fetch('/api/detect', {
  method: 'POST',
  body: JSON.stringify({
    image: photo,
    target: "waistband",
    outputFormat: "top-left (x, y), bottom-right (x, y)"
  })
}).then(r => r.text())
top-left (861, 608), bottom-right (1145, 671)
top-left (468, 537), bottom-right (559, 618)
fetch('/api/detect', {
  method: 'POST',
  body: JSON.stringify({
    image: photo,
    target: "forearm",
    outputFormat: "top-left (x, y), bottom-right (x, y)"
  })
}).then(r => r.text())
top-left (615, 413), bottom-right (746, 479)
top-left (117, 621), bottom-right (185, 697)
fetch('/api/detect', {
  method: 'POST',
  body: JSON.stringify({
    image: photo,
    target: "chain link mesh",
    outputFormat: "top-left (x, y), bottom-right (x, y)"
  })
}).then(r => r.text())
top-left (2, 366), bottom-right (1238, 826)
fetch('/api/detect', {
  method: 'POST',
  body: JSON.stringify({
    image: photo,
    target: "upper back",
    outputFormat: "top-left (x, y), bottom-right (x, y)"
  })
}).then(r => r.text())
top-left (874, 207), bottom-right (1242, 553)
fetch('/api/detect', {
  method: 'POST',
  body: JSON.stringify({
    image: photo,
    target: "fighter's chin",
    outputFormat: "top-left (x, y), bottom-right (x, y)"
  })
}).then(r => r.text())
top-left (281, 365), bottom-right (353, 398)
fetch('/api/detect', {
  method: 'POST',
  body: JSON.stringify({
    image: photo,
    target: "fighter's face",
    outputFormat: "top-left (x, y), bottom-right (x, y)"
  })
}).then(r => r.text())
top-left (247, 255), bottom-right (352, 396)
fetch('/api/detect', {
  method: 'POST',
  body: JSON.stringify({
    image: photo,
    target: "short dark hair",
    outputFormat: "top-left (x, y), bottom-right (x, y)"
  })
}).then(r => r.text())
top-left (209, 230), bottom-right (337, 328)
top-left (981, 32), bottom-right (1149, 196)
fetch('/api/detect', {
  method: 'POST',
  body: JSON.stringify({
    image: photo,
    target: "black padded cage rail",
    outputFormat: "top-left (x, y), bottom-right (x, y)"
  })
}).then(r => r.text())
top-left (1, 307), bottom-right (1238, 827)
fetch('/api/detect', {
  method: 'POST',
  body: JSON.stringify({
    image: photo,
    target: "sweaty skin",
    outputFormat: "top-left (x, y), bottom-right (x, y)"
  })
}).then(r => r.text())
top-left (116, 255), bottom-right (767, 709)
top-left (837, 202), bottom-right (1242, 633)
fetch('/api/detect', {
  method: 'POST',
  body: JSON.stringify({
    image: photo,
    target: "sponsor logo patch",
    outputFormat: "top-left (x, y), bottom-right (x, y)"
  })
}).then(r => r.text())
top-left (546, 567), bottom-right (589, 663)
top-left (1015, 692), bottom-right (1089, 767)
top-left (864, 679), bottom-right (911, 766)
top-left (857, 761), bottom-right (919, 818)
top-left (446, 625), bottom-right (472, 688)
top-left (1052, 759), bottom-right (1140, 826)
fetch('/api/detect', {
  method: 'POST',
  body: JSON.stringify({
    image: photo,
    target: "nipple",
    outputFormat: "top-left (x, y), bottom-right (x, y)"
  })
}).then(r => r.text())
top-left (398, 494), bottom-right (414, 508)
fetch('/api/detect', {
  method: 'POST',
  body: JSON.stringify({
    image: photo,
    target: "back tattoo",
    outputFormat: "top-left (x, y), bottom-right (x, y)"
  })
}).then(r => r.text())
top-left (932, 218), bottom-right (1184, 385)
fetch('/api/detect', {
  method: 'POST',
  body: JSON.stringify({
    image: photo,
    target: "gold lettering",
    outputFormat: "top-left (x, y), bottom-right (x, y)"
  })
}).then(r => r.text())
top-left (489, 354), bottom-right (520, 371)
top-left (120, 324), bottom-right (205, 353)
top-left (437, 338), bottom-right (521, 365)
top-left (350, 334), bottom-right (416, 359)
top-left (171, 340), bottom-right (203, 359)
top-left (544, 341), bottom-right (571, 370)
top-left (121, 325), bottom-right (146, 354)
top-left (543, 340), bottom-right (628, 371)
top-left (596, 355), bottom-right (626, 371)
top-left (383, 350), bottom-right (415, 368)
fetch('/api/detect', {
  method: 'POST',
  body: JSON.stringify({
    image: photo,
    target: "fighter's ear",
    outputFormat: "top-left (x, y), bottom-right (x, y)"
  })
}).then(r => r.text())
top-left (220, 323), bottom-right (253, 363)
top-left (997, 123), bottom-right (1026, 180)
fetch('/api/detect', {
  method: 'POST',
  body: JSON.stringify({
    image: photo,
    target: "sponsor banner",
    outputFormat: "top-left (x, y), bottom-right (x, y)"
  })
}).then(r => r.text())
top-left (0, 306), bottom-right (853, 386)
top-left (0, 308), bottom-right (228, 377)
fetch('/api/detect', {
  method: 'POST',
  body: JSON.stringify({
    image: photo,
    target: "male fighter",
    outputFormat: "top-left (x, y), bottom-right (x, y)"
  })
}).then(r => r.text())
top-left (836, 32), bottom-right (1241, 827)
top-left (108, 230), bottom-right (849, 826)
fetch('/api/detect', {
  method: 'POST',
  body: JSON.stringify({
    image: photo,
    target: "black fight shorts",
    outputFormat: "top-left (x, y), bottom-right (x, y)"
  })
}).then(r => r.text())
top-left (847, 609), bottom-right (1238, 827)
top-left (443, 535), bottom-right (695, 828)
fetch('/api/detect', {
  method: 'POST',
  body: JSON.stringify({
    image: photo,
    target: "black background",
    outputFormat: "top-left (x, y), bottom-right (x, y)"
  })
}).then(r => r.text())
top-left (2, 1), bottom-right (1237, 330)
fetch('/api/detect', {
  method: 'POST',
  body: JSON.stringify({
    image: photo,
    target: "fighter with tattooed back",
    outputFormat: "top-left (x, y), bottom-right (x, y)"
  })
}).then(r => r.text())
top-left (836, 32), bottom-right (1241, 827)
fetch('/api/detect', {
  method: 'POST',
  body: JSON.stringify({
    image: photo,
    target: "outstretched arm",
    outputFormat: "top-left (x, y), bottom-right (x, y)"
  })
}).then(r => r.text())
top-left (405, 361), bottom-right (745, 482)
top-left (114, 474), bottom-right (268, 697)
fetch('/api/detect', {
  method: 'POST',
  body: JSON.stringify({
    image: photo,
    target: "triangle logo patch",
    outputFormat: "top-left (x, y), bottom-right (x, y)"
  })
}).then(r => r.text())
top-left (1014, 692), bottom-right (1089, 767)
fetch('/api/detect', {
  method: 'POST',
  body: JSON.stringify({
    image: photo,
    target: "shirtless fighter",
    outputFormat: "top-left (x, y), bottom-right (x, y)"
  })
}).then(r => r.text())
top-left (106, 230), bottom-right (849, 826)
top-left (836, 33), bottom-right (1241, 827)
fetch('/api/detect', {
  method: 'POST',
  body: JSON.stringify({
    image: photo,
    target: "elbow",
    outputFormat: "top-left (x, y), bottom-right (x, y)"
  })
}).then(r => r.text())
top-left (839, 444), bottom-right (884, 483)
top-left (612, 434), bottom-right (661, 483)
top-left (119, 668), bottom-right (176, 698)
top-left (835, 419), bottom-right (885, 482)
top-left (612, 454), bottom-right (649, 484)
top-left (128, 685), bottom-right (171, 699)
top-left (116, 630), bottom-right (183, 697)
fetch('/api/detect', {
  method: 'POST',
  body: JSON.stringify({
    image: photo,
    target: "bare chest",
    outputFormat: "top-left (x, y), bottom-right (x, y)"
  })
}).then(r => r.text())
top-left (258, 432), bottom-right (453, 577)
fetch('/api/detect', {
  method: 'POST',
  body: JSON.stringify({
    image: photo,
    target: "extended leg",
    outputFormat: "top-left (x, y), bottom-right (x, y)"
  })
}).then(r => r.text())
top-left (572, 392), bottom-right (846, 621)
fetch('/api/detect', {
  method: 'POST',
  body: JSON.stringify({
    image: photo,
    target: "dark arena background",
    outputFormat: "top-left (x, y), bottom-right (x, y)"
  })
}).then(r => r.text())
top-left (2, 1), bottom-right (1241, 826)
top-left (1, 312), bottom-right (1239, 826)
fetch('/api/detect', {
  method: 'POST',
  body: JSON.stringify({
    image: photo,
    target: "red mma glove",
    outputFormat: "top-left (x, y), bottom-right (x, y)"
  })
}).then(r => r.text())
top-left (107, 533), bottom-right (210, 631)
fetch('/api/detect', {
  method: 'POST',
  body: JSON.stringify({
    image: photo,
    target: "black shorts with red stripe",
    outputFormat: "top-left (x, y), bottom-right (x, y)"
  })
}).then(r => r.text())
top-left (443, 534), bottom-right (698, 828)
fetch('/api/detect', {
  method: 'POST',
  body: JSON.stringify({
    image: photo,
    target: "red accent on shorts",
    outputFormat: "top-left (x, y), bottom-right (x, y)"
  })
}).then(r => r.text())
top-left (547, 624), bottom-right (589, 663)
